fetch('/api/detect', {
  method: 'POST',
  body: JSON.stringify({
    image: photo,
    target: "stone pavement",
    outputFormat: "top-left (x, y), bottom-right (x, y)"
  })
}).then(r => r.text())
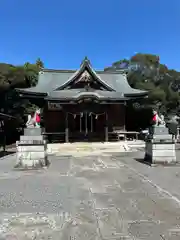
top-left (0, 150), bottom-right (180, 239)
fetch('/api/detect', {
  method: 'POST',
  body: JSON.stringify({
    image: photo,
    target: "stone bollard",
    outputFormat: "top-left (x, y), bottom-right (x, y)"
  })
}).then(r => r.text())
top-left (144, 125), bottom-right (176, 166)
top-left (15, 128), bottom-right (49, 169)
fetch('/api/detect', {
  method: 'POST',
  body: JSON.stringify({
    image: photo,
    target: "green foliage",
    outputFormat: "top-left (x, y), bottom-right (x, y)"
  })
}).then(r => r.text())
top-left (106, 53), bottom-right (180, 115)
top-left (36, 58), bottom-right (44, 69)
top-left (130, 53), bottom-right (160, 67)
top-left (24, 62), bottom-right (39, 86)
top-left (112, 59), bottom-right (129, 68)
top-left (0, 58), bottom-right (44, 126)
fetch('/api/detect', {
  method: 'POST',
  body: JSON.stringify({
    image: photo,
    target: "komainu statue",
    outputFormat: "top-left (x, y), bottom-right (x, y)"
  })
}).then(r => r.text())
top-left (26, 109), bottom-right (41, 128)
top-left (152, 110), bottom-right (165, 126)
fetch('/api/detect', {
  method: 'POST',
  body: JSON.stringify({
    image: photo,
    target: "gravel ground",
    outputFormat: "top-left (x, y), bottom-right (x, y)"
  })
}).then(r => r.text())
top-left (0, 151), bottom-right (180, 239)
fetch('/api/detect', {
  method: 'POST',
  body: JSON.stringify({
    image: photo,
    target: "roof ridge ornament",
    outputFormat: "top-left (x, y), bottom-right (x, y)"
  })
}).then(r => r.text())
top-left (80, 56), bottom-right (91, 66)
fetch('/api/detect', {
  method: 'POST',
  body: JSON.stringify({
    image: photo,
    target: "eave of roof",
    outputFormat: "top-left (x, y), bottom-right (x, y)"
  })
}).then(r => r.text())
top-left (16, 87), bottom-right (47, 96)
top-left (16, 87), bottom-right (148, 99)
top-left (45, 90), bottom-right (127, 101)
top-left (124, 91), bottom-right (148, 97)
top-left (0, 113), bottom-right (16, 119)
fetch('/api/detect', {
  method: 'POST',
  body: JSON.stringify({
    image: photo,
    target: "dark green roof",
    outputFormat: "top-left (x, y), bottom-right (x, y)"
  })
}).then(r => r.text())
top-left (17, 57), bottom-right (148, 100)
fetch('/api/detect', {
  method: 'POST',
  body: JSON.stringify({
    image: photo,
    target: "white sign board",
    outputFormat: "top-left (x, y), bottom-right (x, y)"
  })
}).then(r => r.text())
top-left (48, 102), bottom-right (62, 110)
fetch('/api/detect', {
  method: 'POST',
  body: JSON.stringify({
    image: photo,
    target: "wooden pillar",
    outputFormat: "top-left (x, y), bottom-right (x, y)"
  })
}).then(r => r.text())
top-left (41, 104), bottom-right (46, 132)
top-left (80, 112), bottom-right (82, 132)
top-left (2, 120), bottom-right (6, 152)
top-left (123, 101), bottom-right (126, 131)
top-left (65, 112), bottom-right (69, 142)
top-left (90, 113), bottom-right (93, 132)
top-left (105, 112), bottom-right (108, 142)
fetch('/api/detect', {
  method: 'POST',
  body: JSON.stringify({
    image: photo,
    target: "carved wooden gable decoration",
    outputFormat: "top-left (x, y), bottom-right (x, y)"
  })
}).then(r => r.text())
top-left (75, 70), bottom-right (92, 84)
top-left (60, 57), bottom-right (114, 91)
top-left (68, 69), bottom-right (106, 91)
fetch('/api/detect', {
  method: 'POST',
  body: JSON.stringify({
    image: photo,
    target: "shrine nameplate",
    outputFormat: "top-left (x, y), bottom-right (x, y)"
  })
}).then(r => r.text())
top-left (48, 102), bottom-right (62, 110)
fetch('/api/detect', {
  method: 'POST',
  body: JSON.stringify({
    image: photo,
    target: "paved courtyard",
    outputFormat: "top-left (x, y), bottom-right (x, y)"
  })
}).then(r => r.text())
top-left (1, 149), bottom-right (180, 239)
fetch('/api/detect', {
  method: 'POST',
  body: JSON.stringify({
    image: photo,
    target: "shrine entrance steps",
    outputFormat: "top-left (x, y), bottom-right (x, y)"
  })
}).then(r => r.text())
top-left (47, 142), bottom-right (132, 155)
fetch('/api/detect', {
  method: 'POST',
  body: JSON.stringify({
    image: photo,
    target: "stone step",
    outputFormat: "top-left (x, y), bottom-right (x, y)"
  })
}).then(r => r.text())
top-left (20, 135), bottom-right (44, 141)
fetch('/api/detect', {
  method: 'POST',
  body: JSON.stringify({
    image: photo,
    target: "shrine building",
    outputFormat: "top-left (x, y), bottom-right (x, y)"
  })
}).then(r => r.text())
top-left (16, 57), bottom-right (148, 142)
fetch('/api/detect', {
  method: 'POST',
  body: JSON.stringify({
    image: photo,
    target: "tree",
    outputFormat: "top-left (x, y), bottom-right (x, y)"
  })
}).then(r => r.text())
top-left (36, 58), bottom-right (44, 69)
top-left (105, 53), bottom-right (180, 115)
top-left (24, 63), bottom-right (39, 87)
top-left (0, 61), bottom-right (40, 127)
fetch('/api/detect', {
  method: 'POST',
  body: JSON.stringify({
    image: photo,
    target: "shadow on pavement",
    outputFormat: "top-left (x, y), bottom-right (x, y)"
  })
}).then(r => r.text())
top-left (134, 157), bottom-right (151, 166)
top-left (0, 151), bottom-right (16, 158)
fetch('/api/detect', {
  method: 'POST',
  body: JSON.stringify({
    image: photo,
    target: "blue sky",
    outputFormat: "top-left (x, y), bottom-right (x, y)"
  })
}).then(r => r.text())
top-left (0, 0), bottom-right (180, 70)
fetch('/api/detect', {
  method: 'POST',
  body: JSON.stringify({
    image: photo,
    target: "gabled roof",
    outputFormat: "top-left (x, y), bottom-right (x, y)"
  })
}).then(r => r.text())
top-left (54, 57), bottom-right (115, 91)
top-left (16, 57), bottom-right (148, 100)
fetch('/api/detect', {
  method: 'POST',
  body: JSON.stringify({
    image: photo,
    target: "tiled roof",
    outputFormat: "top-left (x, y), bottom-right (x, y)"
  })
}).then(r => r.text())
top-left (16, 57), bottom-right (148, 99)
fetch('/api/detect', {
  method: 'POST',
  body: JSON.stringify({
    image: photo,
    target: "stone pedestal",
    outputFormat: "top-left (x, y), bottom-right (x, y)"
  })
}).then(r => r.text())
top-left (145, 141), bottom-right (176, 165)
top-left (23, 127), bottom-right (43, 136)
top-left (144, 125), bottom-right (177, 166)
top-left (15, 128), bottom-right (49, 169)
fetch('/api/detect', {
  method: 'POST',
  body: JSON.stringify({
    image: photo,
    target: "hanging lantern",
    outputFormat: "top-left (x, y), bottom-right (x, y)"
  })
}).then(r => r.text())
top-left (89, 112), bottom-right (92, 116)
top-left (73, 114), bottom-right (76, 119)
top-left (95, 114), bottom-right (98, 119)
top-left (81, 112), bottom-right (83, 118)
